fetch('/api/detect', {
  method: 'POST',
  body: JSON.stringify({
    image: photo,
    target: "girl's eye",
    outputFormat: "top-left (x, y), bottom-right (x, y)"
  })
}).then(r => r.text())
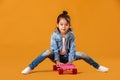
top-left (60, 24), bottom-right (63, 26)
top-left (65, 24), bottom-right (69, 26)
top-left (60, 23), bottom-right (69, 26)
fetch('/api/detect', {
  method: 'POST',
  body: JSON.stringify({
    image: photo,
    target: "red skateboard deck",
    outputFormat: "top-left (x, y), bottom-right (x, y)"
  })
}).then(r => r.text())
top-left (53, 64), bottom-right (77, 74)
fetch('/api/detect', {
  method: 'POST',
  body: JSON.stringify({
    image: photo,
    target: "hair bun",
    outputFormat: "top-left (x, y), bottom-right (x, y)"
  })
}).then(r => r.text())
top-left (63, 11), bottom-right (68, 15)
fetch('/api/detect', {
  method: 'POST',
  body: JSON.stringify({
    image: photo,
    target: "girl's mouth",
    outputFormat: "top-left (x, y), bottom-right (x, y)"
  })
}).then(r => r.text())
top-left (62, 29), bottom-right (66, 31)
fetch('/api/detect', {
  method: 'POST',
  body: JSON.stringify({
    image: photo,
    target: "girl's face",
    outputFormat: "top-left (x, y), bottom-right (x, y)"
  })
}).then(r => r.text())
top-left (57, 18), bottom-right (70, 35)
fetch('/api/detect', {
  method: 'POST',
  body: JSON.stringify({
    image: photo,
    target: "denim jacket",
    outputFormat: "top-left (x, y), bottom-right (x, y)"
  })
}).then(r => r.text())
top-left (50, 28), bottom-right (76, 62)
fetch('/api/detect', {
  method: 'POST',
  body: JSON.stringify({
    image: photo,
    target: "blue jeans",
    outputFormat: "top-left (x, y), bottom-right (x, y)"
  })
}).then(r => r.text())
top-left (29, 50), bottom-right (99, 69)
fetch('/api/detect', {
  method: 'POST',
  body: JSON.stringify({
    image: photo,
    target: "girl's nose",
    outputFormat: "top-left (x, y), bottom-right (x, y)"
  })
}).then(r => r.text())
top-left (63, 25), bottom-right (66, 28)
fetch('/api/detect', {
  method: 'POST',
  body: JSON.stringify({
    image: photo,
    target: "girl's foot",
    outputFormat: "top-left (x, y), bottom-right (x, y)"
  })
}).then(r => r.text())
top-left (97, 66), bottom-right (109, 72)
top-left (21, 66), bottom-right (32, 74)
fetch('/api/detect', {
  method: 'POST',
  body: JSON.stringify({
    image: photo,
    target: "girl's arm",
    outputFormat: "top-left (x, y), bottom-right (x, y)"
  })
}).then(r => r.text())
top-left (50, 33), bottom-right (60, 61)
top-left (68, 33), bottom-right (76, 63)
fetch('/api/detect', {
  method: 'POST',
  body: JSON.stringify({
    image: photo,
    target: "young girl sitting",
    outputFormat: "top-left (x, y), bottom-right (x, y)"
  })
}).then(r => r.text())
top-left (21, 11), bottom-right (109, 74)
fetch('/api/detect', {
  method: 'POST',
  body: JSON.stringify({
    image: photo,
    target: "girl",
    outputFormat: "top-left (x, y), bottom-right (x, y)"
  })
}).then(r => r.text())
top-left (21, 11), bottom-right (109, 74)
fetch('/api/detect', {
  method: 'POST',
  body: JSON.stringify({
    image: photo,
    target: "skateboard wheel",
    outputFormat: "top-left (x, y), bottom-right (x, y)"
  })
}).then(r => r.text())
top-left (53, 65), bottom-right (57, 70)
top-left (72, 68), bottom-right (77, 74)
top-left (58, 68), bottom-right (63, 74)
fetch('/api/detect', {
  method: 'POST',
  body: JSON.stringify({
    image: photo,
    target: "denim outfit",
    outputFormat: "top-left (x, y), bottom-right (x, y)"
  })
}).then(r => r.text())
top-left (29, 29), bottom-right (99, 69)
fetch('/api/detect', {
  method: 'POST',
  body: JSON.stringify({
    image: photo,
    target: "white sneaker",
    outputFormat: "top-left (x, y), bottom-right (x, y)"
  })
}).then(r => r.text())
top-left (97, 66), bottom-right (109, 72)
top-left (21, 66), bottom-right (32, 74)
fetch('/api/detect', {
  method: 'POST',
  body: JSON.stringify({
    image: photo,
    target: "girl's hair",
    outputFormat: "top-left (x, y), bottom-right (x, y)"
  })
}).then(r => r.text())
top-left (57, 11), bottom-right (71, 25)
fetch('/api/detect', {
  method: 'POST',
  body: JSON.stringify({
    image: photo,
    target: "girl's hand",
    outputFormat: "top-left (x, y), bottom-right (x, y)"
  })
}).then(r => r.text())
top-left (56, 60), bottom-right (64, 66)
top-left (66, 61), bottom-right (73, 64)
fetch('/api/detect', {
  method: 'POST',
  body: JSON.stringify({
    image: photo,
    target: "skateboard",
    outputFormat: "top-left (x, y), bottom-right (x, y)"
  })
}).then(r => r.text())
top-left (53, 64), bottom-right (77, 74)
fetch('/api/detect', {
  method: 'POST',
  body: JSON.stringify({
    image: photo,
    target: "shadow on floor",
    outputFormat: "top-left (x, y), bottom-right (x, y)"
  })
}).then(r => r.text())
top-left (30, 69), bottom-right (84, 75)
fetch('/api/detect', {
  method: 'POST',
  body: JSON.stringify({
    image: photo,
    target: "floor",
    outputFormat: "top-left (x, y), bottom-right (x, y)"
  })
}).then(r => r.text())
top-left (0, 46), bottom-right (119, 80)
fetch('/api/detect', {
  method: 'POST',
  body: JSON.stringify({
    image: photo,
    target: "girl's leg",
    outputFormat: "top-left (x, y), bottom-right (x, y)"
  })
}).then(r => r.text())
top-left (75, 52), bottom-right (109, 72)
top-left (21, 50), bottom-right (53, 74)
top-left (75, 52), bottom-right (99, 69)
top-left (29, 50), bottom-right (53, 69)
top-left (47, 52), bottom-right (55, 63)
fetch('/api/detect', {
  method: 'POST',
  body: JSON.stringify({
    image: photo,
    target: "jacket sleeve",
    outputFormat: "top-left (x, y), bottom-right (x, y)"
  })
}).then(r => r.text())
top-left (68, 33), bottom-right (76, 62)
top-left (50, 33), bottom-right (60, 61)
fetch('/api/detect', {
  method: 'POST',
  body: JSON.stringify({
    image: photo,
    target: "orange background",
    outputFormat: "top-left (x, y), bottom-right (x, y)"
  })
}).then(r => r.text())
top-left (0, 0), bottom-right (120, 80)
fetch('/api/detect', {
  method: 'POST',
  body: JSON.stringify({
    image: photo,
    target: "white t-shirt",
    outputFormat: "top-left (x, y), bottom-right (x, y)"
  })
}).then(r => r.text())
top-left (60, 37), bottom-right (67, 55)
